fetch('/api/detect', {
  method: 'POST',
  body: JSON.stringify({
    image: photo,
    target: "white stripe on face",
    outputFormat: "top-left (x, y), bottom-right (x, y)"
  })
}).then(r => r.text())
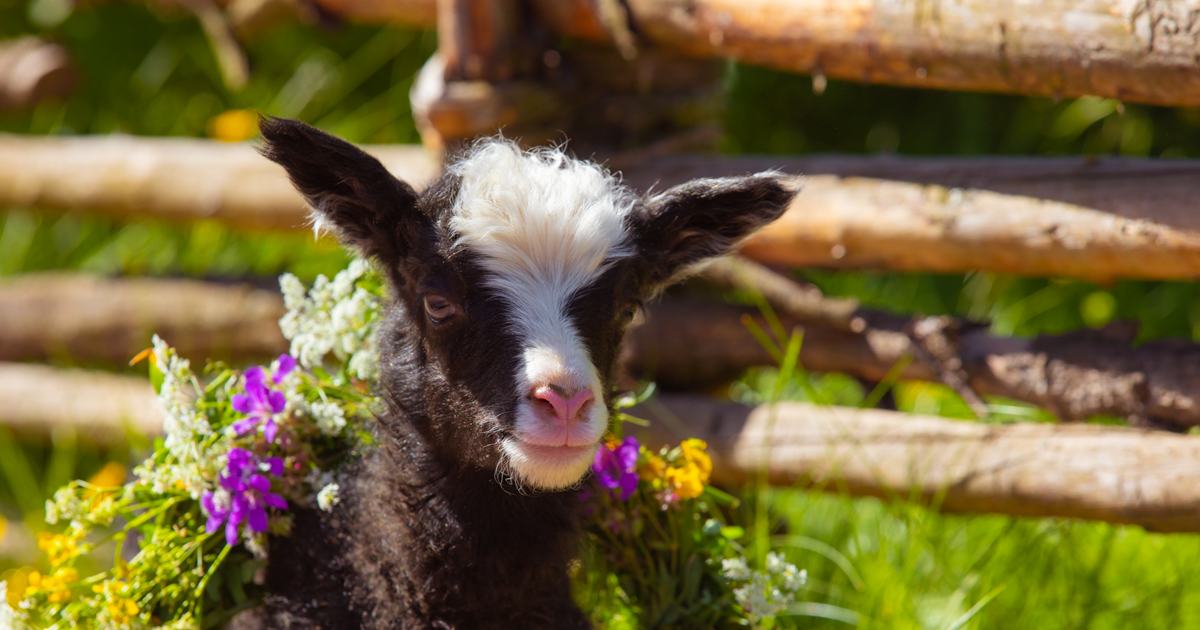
top-left (448, 141), bottom-right (634, 489)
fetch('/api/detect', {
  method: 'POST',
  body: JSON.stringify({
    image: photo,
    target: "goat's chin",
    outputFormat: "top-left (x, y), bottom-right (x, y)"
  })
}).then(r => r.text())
top-left (501, 438), bottom-right (599, 490)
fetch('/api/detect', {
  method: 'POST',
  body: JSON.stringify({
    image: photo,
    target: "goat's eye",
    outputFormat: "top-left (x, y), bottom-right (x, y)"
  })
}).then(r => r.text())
top-left (424, 295), bottom-right (456, 323)
top-left (619, 302), bottom-right (640, 324)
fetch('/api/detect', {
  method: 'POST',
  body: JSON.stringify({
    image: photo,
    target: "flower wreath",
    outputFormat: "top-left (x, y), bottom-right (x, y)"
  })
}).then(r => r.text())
top-left (0, 262), bottom-right (810, 630)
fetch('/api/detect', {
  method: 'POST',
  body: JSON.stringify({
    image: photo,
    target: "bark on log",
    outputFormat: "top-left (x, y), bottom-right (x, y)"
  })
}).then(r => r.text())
top-left (0, 273), bottom-right (288, 366)
top-left (632, 395), bottom-right (1200, 533)
top-left (531, 0), bottom-right (1200, 109)
top-left (0, 37), bottom-right (75, 110)
top-left (0, 134), bottom-right (439, 230)
top-left (6, 271), bottom-right (1200, 427)
top-left (6, 134), bottom-right (1200, 282)
top-left (622, 154), bottom-right (1200, 284)
top-left (8, 363), bottom-right (1200, 531)
top-left (105, 0), bottom-right (1200, 109)
top-left (625, 299), bottom-right (1200, 429)
top-left (0, 363), bottom-right (162, 442)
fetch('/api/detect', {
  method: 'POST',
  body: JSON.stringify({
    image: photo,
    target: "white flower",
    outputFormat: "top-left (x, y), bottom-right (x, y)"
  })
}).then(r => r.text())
top-left (278, 262), bottom-right (381, 376)
top-left (317, 483), bottom-right (341, 512)
top-left (781, 566), bottom-right (808, 592)
top-left (244, 532), bottom-right (268, 561)
top-left (309, 401), bottom-right (347, 435)
top-left (0, 582), bottom-right (13, 630)
top-left (721, 557), bottom-right (751, 581)
top-left (723, 554), bottom-right (808, 623)
top-left (44, 487), bottom-right (82, 526)
top-left (280, 272), bottom-right (308, 311)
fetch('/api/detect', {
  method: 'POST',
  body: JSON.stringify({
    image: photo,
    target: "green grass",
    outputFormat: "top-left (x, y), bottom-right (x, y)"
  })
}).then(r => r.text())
top-left (727, 364), bottom-right (1200, 630)
top-left (763, 490), bottom-right (1200, 629)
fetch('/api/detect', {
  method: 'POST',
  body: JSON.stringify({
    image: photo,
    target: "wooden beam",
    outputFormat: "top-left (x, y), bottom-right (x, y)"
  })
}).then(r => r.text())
top-left (7, 273), bottom-right (1200, 428)
top-left (0, 363), bottom-right (161, 442)
top-left (634, 395), bottom-right (1200, 533)
top-left (106, 0), bottom-right (1200, 109)
top-left (624, 299), bottom-right (1200, 429)
top-left (8, 365), bottom-right (1200, 532)
top-left (530, 0), bottom-right (1200, 109)
top-left (0, 133), bottom-right (439, 230)
top-left (5, 135), bottom-right (1200, 282)
top-left (621, 153), bottom-right (1200, 284)
top-left (0, 273), bottom-right (288, 366)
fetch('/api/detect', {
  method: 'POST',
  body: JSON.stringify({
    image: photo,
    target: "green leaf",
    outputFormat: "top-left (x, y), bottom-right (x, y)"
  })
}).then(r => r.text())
top-left (149, 355), bottom-right (166, 394)
top-left (720, 526), bottom-right (746, 540)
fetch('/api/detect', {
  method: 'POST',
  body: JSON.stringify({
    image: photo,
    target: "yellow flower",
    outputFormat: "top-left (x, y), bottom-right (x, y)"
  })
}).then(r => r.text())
top-left (664, 464), bottom-right (705, 499)
top-left (2, 568), bottom-right (29, 607)
top-left (680, 439), bottom-right (712, 482)
top-left (207, 109), bottom-right (259, 142)
top-left (106, 598), bottom-right (140, 624)
top-left (638, 452), bottom-right (665, 482)
top-left (26, 567), bottom-right (77, 603)
top-left (87, 462), bottom-right (127, 489)
top-left (37, 531), bottom-right (82, 566)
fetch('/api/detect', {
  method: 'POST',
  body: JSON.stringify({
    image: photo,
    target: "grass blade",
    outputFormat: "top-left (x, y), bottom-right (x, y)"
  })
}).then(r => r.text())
top-left (943, 584), bottom-right (1006, 630)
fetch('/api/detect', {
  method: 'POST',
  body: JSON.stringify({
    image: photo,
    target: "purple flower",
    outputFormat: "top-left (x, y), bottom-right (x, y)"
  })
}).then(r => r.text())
top-left (231, 354), bottom-right (295, 443)
top-left (201, 448), bottom-right (288, 546)
top-left (593, 436), bottom-right (640, 501)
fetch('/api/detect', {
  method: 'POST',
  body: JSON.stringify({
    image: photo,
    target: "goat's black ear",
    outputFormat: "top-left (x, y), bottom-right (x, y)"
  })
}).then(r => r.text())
top-left (258, 116), bottom-right (423, 262)
top-left (630, 173), bottom-right (798, 290)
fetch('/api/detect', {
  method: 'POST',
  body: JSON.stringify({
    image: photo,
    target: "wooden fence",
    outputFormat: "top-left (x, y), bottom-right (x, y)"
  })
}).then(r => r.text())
top-left (5, 0), bottom-right (1200, 532)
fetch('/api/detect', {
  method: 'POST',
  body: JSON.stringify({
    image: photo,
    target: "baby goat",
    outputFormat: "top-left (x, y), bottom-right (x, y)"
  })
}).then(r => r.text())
top-left (246, 117), bottom-right (796, 629)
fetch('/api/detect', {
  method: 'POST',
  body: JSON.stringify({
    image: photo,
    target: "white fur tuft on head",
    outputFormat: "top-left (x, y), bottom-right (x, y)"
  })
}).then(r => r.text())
top-left (449, 140), bottom-right (634, 489)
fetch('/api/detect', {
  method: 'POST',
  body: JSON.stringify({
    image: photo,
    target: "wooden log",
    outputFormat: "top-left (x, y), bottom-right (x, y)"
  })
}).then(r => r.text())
top-left (633, 395), bottom-right (1200, 533)
top-left (7, 271), bottom-right (1198, 427)
top-left (8, 363), bottom-right (1200, 531)
top-left (0, 273), bottom-right (288, 366)
top-left (6, 134), bottom-right (1200, 282)
top-left (0, 37), bottom-right (75, 110)
top-left (308, 0), bottom-right (436, 28)
top-left (105, 0), bottom-right (1200, 110)
top-left (0, 363), bottom-right (161, 442)
top-left (621, 153), bottom-right (1200, 284)
top-left (625, 299), bottom-right (1200, 429)
top-left (530, 0), bottom-right (1200, 109)
top-left (0, 134), bottom-right (439, 230)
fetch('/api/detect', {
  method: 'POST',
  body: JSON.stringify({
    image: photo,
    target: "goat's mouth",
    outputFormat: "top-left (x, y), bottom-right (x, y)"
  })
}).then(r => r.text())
top-left (500, 435), bottom-right (599, 491)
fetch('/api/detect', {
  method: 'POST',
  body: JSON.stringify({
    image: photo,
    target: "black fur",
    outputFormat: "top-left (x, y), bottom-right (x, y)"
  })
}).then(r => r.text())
top-left (242, 119), bottom-right (796, 629)
top-left (631, 174), bottom-right (797, 290)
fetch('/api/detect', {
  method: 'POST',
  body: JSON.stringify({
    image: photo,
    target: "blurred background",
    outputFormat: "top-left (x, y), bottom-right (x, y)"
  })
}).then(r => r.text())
top-left (3, 0), bottom-right (1200, 627)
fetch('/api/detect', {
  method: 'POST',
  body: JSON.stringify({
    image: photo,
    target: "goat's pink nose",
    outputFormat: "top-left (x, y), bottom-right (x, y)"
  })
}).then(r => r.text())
top-left (533, 386), bottom-right (594, 423)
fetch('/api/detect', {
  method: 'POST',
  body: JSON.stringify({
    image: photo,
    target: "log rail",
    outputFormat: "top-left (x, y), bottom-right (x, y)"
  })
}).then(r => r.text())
top-left (5, 135), bottom-right (1200, 283)
top-left (173, 0), bottom-right (1200, 110)
top-left (11, 364), bottom-right (1200, 534)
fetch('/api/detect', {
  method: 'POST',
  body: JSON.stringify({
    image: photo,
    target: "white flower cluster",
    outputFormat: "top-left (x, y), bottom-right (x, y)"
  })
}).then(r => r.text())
top-left (134, 336), bottom-right (220, 499)
top-left (0, 581), bottom-right (16, 630)
top-left (309, 401), bottom-right (347, 436)
top-left (317, 483), bottom-right (341, 512)
top-left (722, 552), bottom-right (807, 623)
top-left (279, 259), bottom-right (381, 381)
top-left (43, 487), bottom-right (83, 526)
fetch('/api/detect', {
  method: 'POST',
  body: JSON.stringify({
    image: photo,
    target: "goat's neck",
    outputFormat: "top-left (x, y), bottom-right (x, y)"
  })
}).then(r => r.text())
top-left (349, 423), bottom-right (588, 628)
